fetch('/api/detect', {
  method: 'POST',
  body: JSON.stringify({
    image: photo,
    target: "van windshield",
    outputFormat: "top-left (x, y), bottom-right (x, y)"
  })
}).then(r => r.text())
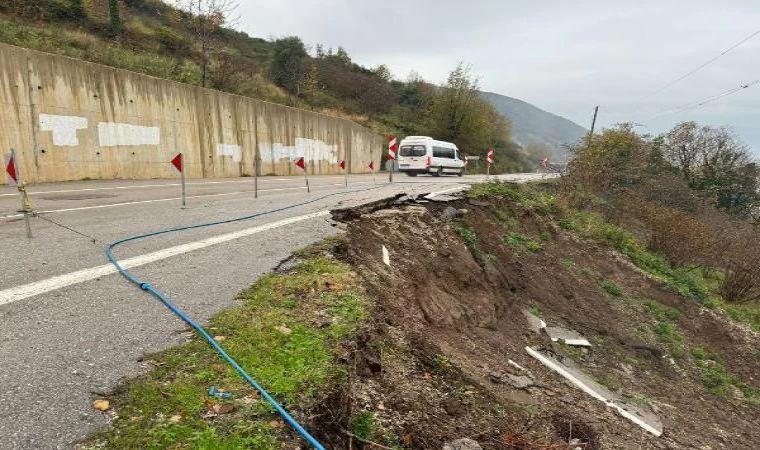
top-left (400, 145), bottom-right (426, 157)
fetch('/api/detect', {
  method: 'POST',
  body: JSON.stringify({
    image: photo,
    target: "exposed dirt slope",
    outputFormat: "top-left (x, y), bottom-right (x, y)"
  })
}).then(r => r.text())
top-left (329, 188), bottom-right (759, 449)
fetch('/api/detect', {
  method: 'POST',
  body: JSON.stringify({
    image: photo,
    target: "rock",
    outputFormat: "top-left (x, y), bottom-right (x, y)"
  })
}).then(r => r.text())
top-left (505, 374), bottom-right (534, 389)
top-left (560, 394), bottom-right (577, 404)
top-left (443, 438), bottom-right (482, 450)
top-left (442, 398), bottom-right (465, 416)
top-left (457, 208), bottom-right (469, 215)
top-left (440, 206), bottom-right (459, 222)
top-left (467, 199), bottom-right (491, 207)
top-left (488, 372), bottom-right (503, 383)
top-left (275, 325), bottom-right (292, 335)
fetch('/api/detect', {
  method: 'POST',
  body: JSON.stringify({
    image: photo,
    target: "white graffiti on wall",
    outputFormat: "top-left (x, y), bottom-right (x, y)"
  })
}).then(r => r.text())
top-left (98, 122), bottom-right (161, 147)
top-left (39, 114), bottom-right (88, 146)
top-left (216, 143), bottom-right (242, 162)
top-left (258, 138), bottom-right (338, 163)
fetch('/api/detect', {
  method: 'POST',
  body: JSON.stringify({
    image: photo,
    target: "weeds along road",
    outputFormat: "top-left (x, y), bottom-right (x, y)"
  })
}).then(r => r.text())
top-left (0, 172), bottom-right (554, 449)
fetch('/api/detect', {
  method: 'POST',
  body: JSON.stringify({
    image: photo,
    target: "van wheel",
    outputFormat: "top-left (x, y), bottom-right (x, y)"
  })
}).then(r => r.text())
top-left (457, 168), bottom-right (464, 177)
top-left (406, 172), bottom-right (417, 177)
top-left (434, 166), bottom-right (443, 177)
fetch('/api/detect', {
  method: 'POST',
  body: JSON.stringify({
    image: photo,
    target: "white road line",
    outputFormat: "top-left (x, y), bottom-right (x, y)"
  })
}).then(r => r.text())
top-left (0, 182), bottom-right (373, 219)
top-left (0, 176), bottom-right (348, 197)
top-left (0, 211), bottom-right (330, 307)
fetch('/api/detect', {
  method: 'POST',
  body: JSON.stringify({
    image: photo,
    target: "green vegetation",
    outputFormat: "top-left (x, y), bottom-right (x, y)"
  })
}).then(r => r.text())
top-left (622, 392), bottom-right (649, 406)
top-left (453, 224), bottom-right (487, 269)
top-left (691, 348), bottom-right (760, 405)
top-left (599, 280), bottom-right (623, 297)
top-left (642, 300), bottom-right (685, 345)
top-left (555, 342), bottom-right (584, 361)
top-left (90, 250), bottom-right (368, 449)
top-left (560, 258), bottom-right (576, 271)
top-left (528, 305), bottom-right (544, 319)
top-left (351, 411), bottom-right (375, 442)
top-left (470, 182), bottom-right (560, 215)
top-left (505, 233), bottom-right (542, 253)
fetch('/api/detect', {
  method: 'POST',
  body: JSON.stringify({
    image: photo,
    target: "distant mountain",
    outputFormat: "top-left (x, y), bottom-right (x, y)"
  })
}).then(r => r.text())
top-left (481, 91), bottom-right (587, 160)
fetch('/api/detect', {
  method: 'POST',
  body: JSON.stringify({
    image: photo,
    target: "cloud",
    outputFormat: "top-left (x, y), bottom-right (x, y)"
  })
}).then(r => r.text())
top-left (237, 0), bottom-right (760, 153)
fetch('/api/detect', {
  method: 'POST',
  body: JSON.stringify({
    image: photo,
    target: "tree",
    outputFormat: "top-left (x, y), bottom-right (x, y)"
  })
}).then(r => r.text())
top-left (69, 0), bottom-right (86, 20)
top-left (108, 0), bottom-right (123, 39)
top-left (335, 46), bottom-right (351, 66)
top-left (428, 63), bottom-right (509, 155)
top-left (662, 122), bottom-right (760, 216)
top-left (373, 64), bottom-right (392, 82)
top-left (270, 36), bottom-right (310, 97)
top-left (315, 44), bottom-right (325, 59)
top-left (173, 0), bottom-right (239, 87)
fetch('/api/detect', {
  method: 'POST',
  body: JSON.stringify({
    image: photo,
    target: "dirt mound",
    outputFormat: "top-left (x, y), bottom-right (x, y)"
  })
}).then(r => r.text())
top-left (328, 191), bottom-right (759, 449)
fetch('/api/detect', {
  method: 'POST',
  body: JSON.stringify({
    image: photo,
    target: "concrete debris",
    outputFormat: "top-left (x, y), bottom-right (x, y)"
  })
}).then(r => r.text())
top-left (505, 374), bottom-right (534, 389)
top-left (382, 245), bottom-right (391, 267)
top-left (508, 359), bottom-right (527, 372)
top-left (424, 192), bottom-right (464, 202)
top-left (545, 326), bottom-right (592, 347)
top-left (522, 310), bottom-right (547, 333)
top-left (440, 206), bottom-right (459, 222)
top-left (525, 346), bottom-right (663, 437)
top-left (443, 438), bottom-right (483, 450)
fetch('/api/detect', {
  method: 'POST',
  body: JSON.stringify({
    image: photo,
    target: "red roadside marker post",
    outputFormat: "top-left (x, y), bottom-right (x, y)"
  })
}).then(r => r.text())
top-left (295, 157), bottom-right (310, 193)
top-left (369, 160), bottom-right (376, 186)
top-left (170, 152), bottom-right (185, 208)
top-left (388, 136), bottom-right (397, 183)
top-left (339, 160), bottom-right (347, 187)
top-left (486, 148), bottom-right (494, 179)
top-left (5, 149), bottom-right (32, 238)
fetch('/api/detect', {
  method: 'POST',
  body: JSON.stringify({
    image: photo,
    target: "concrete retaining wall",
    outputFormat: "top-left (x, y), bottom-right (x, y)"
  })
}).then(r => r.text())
top-left (0, 43), bottom-right (383, 183)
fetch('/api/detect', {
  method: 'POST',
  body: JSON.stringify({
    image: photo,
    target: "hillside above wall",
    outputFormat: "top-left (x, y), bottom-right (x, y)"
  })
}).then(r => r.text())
top-left (482, 91), bottom-right (587, 159)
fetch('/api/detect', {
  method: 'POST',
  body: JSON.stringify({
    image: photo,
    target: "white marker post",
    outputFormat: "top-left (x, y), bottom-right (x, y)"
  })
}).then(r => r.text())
top-left (388, 136), bottom-right (397, 183)
top-left (5, 150), bottom-right (32, 238)
top-left (295, 157), bottom-right (310, 193)
top-left (170, 153), bottom-right (185, 208)
top-left (253, 154), bottom-right (259, 199)
top-left (339, 160), bottom-right (348, 187)
top-left (486, 148), bottom-right (494, 180)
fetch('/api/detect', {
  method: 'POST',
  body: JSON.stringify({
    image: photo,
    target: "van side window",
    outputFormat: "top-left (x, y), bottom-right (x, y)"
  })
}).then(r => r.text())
top-left (400, 145), bottom-right (426, 157)
top-left (433, 147), bottom-right (455, 159)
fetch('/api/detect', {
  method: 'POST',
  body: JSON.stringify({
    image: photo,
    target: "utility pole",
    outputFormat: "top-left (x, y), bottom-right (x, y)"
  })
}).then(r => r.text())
top-left (588, 106), bottom-right (599, 142)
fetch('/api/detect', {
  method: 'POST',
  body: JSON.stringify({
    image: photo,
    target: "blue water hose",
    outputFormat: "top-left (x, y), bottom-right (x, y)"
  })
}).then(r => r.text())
top-left (105, 180), bottom-right (467, 449)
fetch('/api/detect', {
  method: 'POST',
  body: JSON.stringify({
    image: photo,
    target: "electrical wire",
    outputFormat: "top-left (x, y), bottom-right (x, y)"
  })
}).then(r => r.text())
top-left (644, 79), bottom-right (758, 120)
top-left (642, 28), bottom-right (760, 99)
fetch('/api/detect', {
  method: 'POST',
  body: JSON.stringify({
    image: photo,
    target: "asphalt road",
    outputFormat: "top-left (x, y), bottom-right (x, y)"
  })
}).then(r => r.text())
top-left (0, 171), bottom-right (556, 449)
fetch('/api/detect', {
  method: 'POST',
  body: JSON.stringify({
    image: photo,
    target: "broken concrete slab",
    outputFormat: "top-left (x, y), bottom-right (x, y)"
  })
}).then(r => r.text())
top-left (522, 310), bottom-right (547, 333)
top-left (525, 346), bottom-right (663, 437)
top-left (382, 245), bottom-right (390, 267)
top-left (443, 438), bottom-right (483, 450)
top-left (546, 326), bottom-right (592, 347)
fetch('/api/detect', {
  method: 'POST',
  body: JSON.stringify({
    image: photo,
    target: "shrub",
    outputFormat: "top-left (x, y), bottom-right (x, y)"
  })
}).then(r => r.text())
top-left (600, 280), bottom-right (623, 297)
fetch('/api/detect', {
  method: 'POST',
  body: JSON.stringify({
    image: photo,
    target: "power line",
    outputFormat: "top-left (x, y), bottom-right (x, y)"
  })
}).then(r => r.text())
top-left (642, 28), bottom-right (760, 99)
top-left (644, 79), bottom-right (759, 121)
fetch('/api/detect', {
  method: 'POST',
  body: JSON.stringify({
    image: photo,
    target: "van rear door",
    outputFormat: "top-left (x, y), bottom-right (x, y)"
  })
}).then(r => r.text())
top-left (398, 144), bottom-right (427, 170)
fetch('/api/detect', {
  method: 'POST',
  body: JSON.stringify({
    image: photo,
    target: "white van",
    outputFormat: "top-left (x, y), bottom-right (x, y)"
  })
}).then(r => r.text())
top-left (397, 136), bottom-right (465, 177)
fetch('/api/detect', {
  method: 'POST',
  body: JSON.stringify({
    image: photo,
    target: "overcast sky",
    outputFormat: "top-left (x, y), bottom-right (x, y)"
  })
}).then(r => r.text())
top-left (237, 0), bottom-right (760, 153)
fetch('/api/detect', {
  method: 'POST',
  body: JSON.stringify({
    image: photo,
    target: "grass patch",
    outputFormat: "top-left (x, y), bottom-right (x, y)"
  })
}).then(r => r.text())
top-left (555, 342), bottom-right (584, 361)
top-left (643, 300), bottom-right (682, 322)
top-left (90, 250), bottom-right (368, 449)
top-left (600, 279), bottom-right (623, 297)
top-left (351, 411), bottom-right (375, 442)
top-left (505, 233), bottom-right (542, 253)
top-left (692, 352), bottom-right (760, 405)
top-left (453, 224), bottom-right (487, 269)
top-left (470, 182), bottom-right (560, 215)
top-left (560, 258), bottom-right (576, 271)
top-left (622, 392), bottom-right (649, 406)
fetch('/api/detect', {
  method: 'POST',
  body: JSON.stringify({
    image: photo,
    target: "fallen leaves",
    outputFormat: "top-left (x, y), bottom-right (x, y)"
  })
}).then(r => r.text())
top-left (200, 403), bottom-right (235, 419)
top-left (92, 399), bottom-right (110, 411)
